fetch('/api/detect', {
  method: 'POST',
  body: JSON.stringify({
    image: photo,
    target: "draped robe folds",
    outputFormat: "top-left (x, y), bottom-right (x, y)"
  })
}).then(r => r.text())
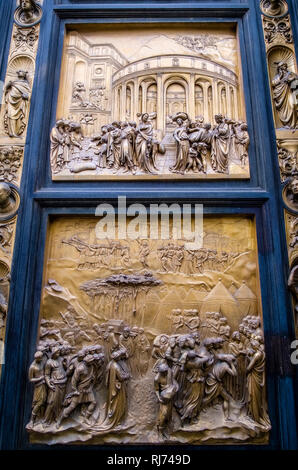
top-left (120, 129), bottom-right (134, 170)
top-left (211, 122), bottom-right (230, 173)
top-left (4, 79), bottom-right (30, 137)
top-left (104, 359), bottom-right (129, 428)
top-left (272, 71), bottom-right (297, 128)
top-left (50, 127), bottom-right (65, 173)
top-left (135, 122), bottom-right (155, 173)
top-left (172, 126), bottom-right (190, 172)
top-left (180, 368), bottom-right (205, 421)
top-left (247, 350), bottom-right (270, 428)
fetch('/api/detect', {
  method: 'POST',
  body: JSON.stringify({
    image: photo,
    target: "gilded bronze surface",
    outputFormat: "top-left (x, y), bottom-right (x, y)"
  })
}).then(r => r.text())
top-left (27, 216), bottom-right (271, 445)
top-left (52, 24), bottom-right (249, 180)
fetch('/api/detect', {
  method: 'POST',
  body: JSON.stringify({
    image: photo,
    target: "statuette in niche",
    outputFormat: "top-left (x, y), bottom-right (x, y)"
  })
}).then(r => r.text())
top-left (14, 0), bottom-right (42, 28)
top-left (272, 61), bottom-right (298, 129)
top-left (4, 70), bottom-right (31, 137)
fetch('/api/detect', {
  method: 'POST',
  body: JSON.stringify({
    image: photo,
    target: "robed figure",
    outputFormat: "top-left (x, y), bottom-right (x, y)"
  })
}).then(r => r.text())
top-left (50, 120), bottom-right (66, 174)
top-left (171, 113), bottom-right (190, 174)
top-left (4, 70), bottom-right (30, 137)
top-left (246, 340), bottom-right (271, 429)
top-left (135, 112), bottom-right (157, 173)
top-left (272, 61), bottom-right (297, 129)
top-left (103, 347), bottom-right (130, 429)
top-left (211, 114), bottom-right (230, 174)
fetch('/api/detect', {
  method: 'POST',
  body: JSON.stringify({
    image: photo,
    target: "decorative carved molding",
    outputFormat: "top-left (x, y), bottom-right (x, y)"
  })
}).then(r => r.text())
top-left (13, 26), bottom-right (39, 51)
top-left (14, 0), bottom-right (42, 28)
top-left (0, 146), bottom-right (23, 184)
top-left (277, 142), bottom-right (297, 182)
top-left (263, 15), bottom-right (292, 44)
top-left (0, 183), bottom-right (20, 222)
top-left (0, 220), bottom-right (15, 256)
top-left (283, 177), bottom-right (298, 212)
top-left (260, 0), bottom-right (288, 17)
top-left (3, 70), bottom-right (31, 138)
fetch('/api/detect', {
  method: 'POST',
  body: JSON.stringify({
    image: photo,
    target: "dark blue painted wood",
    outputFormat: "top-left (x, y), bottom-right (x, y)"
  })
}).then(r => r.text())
top-left (0, 0), bottom-right (297, 450)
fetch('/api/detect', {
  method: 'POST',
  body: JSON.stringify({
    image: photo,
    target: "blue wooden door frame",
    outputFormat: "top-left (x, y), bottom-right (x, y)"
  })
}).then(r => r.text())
top-left (0, 0), bottom-right (297, 450)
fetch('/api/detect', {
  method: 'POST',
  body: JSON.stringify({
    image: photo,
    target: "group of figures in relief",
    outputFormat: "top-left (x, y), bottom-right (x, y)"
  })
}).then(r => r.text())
top-left (27, 303), bottom-right (271, 440)
top-left (64, 235), bottom-right (241, 274)
top-left (27, 315), bottom-right (151, 431)
top-left (50, 111), bottom-right (249, 176)
top-left (157, 242), bottom-right (240, 274)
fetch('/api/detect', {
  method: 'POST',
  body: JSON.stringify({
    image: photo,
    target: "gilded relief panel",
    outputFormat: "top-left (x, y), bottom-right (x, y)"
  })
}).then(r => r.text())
top-left (52, 24), bottom-right (250, 180)
top-left (27, 215), bottom-right (270, 445)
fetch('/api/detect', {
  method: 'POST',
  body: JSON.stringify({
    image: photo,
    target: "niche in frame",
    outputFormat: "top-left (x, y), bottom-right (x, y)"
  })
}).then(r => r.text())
top-left (26, 213), bottom-right (271, 445)
top-left (51, 22), bottom-right (250, 180)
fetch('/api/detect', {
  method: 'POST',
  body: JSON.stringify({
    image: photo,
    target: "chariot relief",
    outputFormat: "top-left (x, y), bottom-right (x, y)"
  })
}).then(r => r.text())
top-left (51, 25), bottom-right (250, 180)
top-left (27, 215), bottom-right (271, 445)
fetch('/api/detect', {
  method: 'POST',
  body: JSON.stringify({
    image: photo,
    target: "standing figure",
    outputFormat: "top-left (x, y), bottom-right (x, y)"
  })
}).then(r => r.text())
top-left (179, 348), bottom-right (209, 424)
top-left (211, 114), bottom-right (231, 174)
top-left (154, 362), bottom-right (179, 438)
top-left (135, 113), bottom-right (157, 173)
top-left (120, 122), bottom-right (136, 174)
top-left (110, 123), bottom-right (122, 171)
top-left (246, 340), bottom-right (271, 428)
top-left (135, 328), bottom-right (151, 376)
top-left (233, 123), bottom-right (250, 167)
top-left (43, 347), bottom-right (68, 427)
top-left (272, 61), bottom-right (297, 128)
top-left (57, 354), bottom-right (98, 427)
top-left (138, 239), bottom-right (150, 268)
top-left (104, 347), bottom-right (130, 429)
top-left (4, 70), bottom-right (30, 137)
top-left (202, 354), bottom-right (237, 421)
top-left (171, 114), bottom-right (190, 174)
top-left (27, 351), bottom-right (47, 428)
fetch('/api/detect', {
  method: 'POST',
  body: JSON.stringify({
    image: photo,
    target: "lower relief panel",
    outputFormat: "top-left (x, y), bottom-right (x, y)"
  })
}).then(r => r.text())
top-left (27, 215), bottom-right (271, 445)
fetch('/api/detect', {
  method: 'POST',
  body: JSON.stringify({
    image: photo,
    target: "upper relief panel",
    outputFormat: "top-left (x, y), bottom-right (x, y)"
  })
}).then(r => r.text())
top-left (52, 24), bottom-right (249, 180)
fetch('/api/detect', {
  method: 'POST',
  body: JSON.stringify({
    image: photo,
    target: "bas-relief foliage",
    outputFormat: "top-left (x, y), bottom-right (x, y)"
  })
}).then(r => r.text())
top-left (27, 216), bottom-right (271, 445)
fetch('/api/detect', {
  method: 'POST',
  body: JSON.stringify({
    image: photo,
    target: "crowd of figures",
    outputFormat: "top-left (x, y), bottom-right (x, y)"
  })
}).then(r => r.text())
top-left (158, 243), bottom-right (240, 273)
top-left (27, 309), bottom-right (270, 439)
top-left (50, 112), bottom-right (165, 175)
top-left (50, 110), bottom-right (249, 176)
top-left (63, 237), bottom-right (131, 270)
top-left (62, 235), bottom-right (240, 274)
top-left (153, 313), bottom-right (270, 437)
top-left (171, 112), bottom-right (249, 175)
top-left (27, 318), bottom-right (150, 431)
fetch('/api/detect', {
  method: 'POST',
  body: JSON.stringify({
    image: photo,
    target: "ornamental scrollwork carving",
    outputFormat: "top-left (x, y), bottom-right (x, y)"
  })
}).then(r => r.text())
top-left (0, 146), bottom-right (23, 184)
top-left (14, 0), bottom-right (42, 28)
top-left (13, 26), bottom-right (39, 51)
top-left (277, 142), bottom-right (297, 182)
top-left (263, 16), bottom-right (292, 44)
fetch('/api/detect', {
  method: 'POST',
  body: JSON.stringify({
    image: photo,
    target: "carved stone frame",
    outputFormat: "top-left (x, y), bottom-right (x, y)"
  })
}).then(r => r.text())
top-left (0, 0), bottom-right (297, 451)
